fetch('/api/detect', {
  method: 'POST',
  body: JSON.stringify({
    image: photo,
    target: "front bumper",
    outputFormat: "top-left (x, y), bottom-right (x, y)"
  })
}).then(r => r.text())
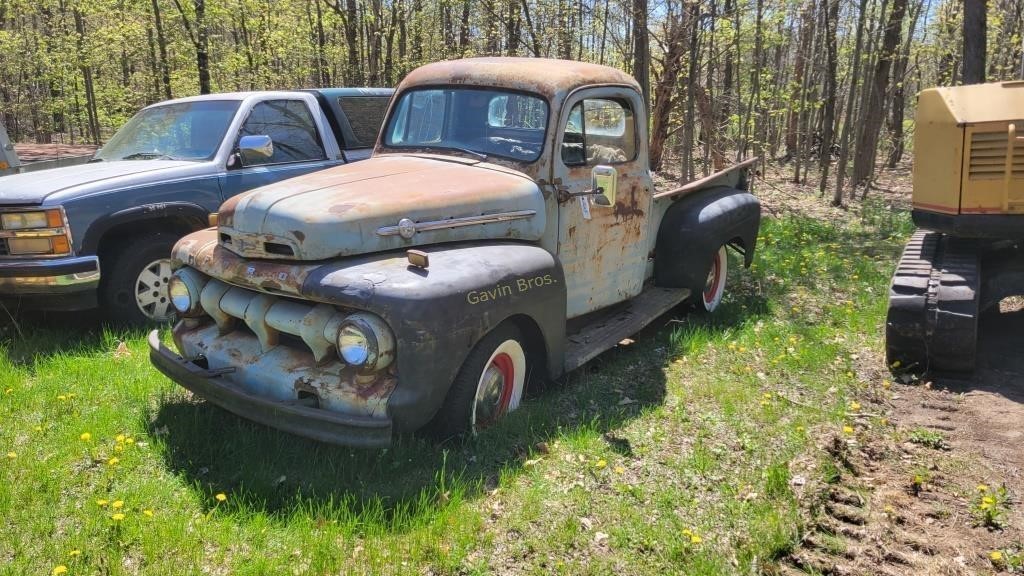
top-left (0, 255), bottom-right (100, 295)
top-left (148, 330), bottom-right (394, 448)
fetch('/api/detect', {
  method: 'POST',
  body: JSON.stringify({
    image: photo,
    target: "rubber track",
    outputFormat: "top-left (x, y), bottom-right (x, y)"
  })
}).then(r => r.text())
top-left (886, 230), bottom-right (979, 375)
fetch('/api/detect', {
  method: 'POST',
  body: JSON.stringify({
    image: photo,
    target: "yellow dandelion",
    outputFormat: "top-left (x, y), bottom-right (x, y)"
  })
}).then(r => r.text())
top-left (111, 513), bottom-right (125, 521)
top-left (96, 499), bottom-right (108, 507)
top-left (143, 509), bottom-right (154, 517)
top-left (52, 566), bottom-right (68, 575)
top-left (614, 466), bottom-right (625, 474)
top-left (115, 434), bottom-right (125, 443)
top-left (6, 452), bottom-right (15, 459)
top-left (977, 484), bottom-right (989, 493)
top-left (842, 425), bottom-right (854, 435)
top-left (845, 371), bottom-right (854, 378)
top-left (215, 493), bottom-right (227, 502)
top-left (79, 432), bottom-right (91, 442)
top-left (738, 346), bottom-right (747, 353)
top-left (107, 457), bottom-right (119, 466)
top-left (788, 336), bottom-right (797, 344)
top-left (681, 528), bottom-right (692, 536)
top-left (983, 496), bottom-right (996, 505)
top-left (68, 550), bottom-right (81, 557)
top-left (991, 551), bottom-right (1004, 562)
top-left (882, 380), bottom-right (891, 389)
top-left (595, 459), bottom-right (607, 469)
top-left (112, 500), bottom-right (124, 509)
top-left (980, 502), bottom-right (992, 511)
top-left (796, 426), bottom-right (805, 433)
top-left (690, 534), bottom-right (703, 544)
top-left (849, 401), bottom-right (861, 411)
top-left (57, 395), bottom-right (67, 401)
top-left (125, 437), bottom-right (135, 445)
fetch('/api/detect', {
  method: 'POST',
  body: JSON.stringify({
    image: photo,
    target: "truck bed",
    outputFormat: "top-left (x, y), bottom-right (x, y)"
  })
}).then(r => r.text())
top-left (650, 157), bottom-right (758, 201)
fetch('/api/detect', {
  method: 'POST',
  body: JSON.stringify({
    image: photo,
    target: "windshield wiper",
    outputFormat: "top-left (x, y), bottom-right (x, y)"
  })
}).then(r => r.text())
top-left (447, 147), bottom-right (487, 161)
top-left (120, 152), bottom-right (178, 161)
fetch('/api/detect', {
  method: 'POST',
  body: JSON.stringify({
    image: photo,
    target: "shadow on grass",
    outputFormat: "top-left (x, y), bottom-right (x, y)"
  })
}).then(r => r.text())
top-left (148, 295), bottom-right (770, 533)
top-left (0, 307), bottom-right (115, 365)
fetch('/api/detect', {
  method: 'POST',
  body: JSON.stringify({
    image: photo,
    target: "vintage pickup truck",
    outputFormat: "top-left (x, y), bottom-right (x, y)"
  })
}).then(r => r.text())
top-left (149, 58), bottom-right (761, 447)
top-left (0, 88), bottom-right (392, 324)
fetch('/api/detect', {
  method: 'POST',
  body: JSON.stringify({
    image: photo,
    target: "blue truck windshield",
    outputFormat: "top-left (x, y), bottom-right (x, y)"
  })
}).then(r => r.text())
top-left (384, 88), bottom-right (548, 162)
top-left (96, 100), bottom-right (241, 162)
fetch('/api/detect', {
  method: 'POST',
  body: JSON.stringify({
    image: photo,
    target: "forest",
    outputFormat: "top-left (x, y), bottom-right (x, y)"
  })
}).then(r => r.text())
top-left (1, 0), bottom-right (1021, 205)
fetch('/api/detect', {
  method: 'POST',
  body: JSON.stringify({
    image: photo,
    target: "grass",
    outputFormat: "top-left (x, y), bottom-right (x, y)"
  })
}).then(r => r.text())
top-left (0, 201), bottom-right (913, 575)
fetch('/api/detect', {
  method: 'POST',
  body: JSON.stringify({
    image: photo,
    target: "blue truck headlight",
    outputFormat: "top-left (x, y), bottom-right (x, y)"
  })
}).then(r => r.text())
top-left (336, 313), bottom-right (395, 371)
top-left (169, 268), bottom-right (208, 317)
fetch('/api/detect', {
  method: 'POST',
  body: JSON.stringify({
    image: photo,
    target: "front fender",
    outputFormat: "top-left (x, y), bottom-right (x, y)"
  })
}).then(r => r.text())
top-left (300, 242), bottom-right (566, 432)
top-left (654, 186), bottom-right (761, 293)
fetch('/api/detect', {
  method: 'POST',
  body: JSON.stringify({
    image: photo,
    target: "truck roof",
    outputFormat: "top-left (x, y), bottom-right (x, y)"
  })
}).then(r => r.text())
top-left (145, 88), bottom-right (392, 108)
top-left (399, 57), bottom-right (640, 101)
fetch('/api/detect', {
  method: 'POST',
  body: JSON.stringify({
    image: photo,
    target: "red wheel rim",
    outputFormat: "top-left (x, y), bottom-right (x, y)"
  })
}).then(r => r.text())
top-left (704, 251), bottom-right (723, 305)
top-left (491, 352), bottom-right (515, 417)
top-left (476, 352), bottom-right (516, 428)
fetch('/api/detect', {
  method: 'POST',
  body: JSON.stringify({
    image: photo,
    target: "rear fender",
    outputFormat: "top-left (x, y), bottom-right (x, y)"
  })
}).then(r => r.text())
top-left (654, 186), bottom-right (761, 293)
top-left (301, 242), bottom-right (566, 432)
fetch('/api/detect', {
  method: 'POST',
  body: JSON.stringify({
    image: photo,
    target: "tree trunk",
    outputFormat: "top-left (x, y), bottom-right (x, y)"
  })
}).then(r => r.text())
top-left (852, 0), bottom-right (907, 189)
top-left (963, 0), bottom-right (986, 84)
top-left (818, 0), bottom-right (839, 196)
top-left (648, 8), bottom-right (686, 172)
top-left (632, 0), bottom-right (650, 112)
top-left (833, 0), bottom-right (869, 206)
top-left (151, 0), bottom-right (172, 99)
top-left (887, 0), bottom-right (923, 168)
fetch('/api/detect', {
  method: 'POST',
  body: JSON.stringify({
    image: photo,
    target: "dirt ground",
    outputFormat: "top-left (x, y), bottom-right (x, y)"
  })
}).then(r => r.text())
top-left (13, 143), bottom-right (97, 163)
top-left (754, 162), bottom-right (1024, 575)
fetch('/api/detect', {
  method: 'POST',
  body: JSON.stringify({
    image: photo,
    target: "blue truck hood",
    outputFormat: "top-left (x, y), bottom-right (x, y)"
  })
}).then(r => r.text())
top-left (0, 160), bottom-right (201, 205)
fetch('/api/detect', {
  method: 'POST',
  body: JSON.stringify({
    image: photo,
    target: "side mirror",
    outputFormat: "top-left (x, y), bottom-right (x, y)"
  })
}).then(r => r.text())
top-left (238, 134), bottom-right (273, 165)
top-left (591, 165), bottom-right (617, 207)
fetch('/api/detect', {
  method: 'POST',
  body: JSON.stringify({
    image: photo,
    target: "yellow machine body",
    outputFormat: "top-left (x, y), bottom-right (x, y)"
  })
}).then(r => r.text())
top-left (914, 81), bottom-right (1024, 217)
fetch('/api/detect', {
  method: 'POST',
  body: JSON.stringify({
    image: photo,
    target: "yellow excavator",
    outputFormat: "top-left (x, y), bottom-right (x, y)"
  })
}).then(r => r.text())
top-left (886, 81), bottom-right (1024, 375)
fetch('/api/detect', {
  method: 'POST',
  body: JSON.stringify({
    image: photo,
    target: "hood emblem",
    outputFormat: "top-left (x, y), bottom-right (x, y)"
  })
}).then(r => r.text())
top-left (377, 210), bottom-right (537, 239)
top-left (397, 218), bottom-right (417, 239)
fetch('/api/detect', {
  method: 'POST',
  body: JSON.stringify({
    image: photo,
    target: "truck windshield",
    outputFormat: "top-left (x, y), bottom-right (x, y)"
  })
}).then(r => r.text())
top-left (96, 101), bottom-right (240, 162)
top-left (383, 88), bottom-right (548, 162)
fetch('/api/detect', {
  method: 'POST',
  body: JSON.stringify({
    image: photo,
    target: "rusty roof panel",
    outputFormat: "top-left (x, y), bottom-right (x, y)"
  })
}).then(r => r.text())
top-left (398, 57), bottom-right (640, 100)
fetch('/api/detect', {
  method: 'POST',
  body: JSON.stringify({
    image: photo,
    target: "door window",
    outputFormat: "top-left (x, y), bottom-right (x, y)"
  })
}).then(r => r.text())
top-left (239, 100), bottom-right (326, 165)
top-left (560, 98), bottom-right (636, 166)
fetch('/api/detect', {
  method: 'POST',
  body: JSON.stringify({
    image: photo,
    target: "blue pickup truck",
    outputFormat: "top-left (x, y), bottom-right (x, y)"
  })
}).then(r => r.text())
top-left (0, 88), bottom-right (392, 324)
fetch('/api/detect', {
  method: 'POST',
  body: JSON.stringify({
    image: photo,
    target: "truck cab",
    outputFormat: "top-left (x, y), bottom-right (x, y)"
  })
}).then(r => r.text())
top-left (0, 88), bottom-right (392, 324)
top-left (150, 58), bottom-right (761, 447)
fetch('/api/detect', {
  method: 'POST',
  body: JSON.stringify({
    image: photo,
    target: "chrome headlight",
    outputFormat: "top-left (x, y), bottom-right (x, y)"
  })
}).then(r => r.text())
top-left (336, 313), bottom-right (395, 371)
top-left (169, 268), bottom-right (208, 317)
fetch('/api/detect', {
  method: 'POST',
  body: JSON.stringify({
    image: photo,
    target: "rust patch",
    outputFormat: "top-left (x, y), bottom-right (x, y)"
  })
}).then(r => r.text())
top-left (613, 200), bottom-right (645, 219)
top-left (292, 230), bottom-right (305, 243)
top-left (328, 204), bottom-right (355, 215)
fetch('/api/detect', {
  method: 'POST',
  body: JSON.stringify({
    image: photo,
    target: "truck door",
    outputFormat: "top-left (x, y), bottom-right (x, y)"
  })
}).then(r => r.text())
top-left (552, 87), bottom-right (651, 318)
top-left (219, 98), bottom-right (342, 201)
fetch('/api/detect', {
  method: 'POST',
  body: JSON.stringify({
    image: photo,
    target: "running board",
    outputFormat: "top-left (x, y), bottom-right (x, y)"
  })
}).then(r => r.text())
top-left (564, 287), bottom-right (690, 372)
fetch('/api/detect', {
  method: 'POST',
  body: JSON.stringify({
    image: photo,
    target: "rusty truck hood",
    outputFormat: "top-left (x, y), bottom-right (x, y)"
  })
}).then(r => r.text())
top-left (217, 155), bottom-right (546, 261)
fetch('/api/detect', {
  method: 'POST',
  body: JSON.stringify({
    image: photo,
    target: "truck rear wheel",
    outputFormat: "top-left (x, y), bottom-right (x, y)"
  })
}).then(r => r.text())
top-left (102, 232), bottom-right (179, 326)
top-left (432, 323), bottom-right (528, 440)
top-left (701, 245), bottom-right (728, 312)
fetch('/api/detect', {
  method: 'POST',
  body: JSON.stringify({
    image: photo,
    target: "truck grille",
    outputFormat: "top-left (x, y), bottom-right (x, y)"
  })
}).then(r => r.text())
top-left (196, 276), bottom-right (345, 364)
top-left (968, 131), bottom-right (1024, 180)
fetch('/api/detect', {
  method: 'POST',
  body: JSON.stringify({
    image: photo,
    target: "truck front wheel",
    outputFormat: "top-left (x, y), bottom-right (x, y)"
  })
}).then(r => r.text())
top-left (433, 323), bottom-right (528, 440)
top-left (102, 232), bottom-right (179, 326)
top-left (701, 245), bottom-right (728, 313)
